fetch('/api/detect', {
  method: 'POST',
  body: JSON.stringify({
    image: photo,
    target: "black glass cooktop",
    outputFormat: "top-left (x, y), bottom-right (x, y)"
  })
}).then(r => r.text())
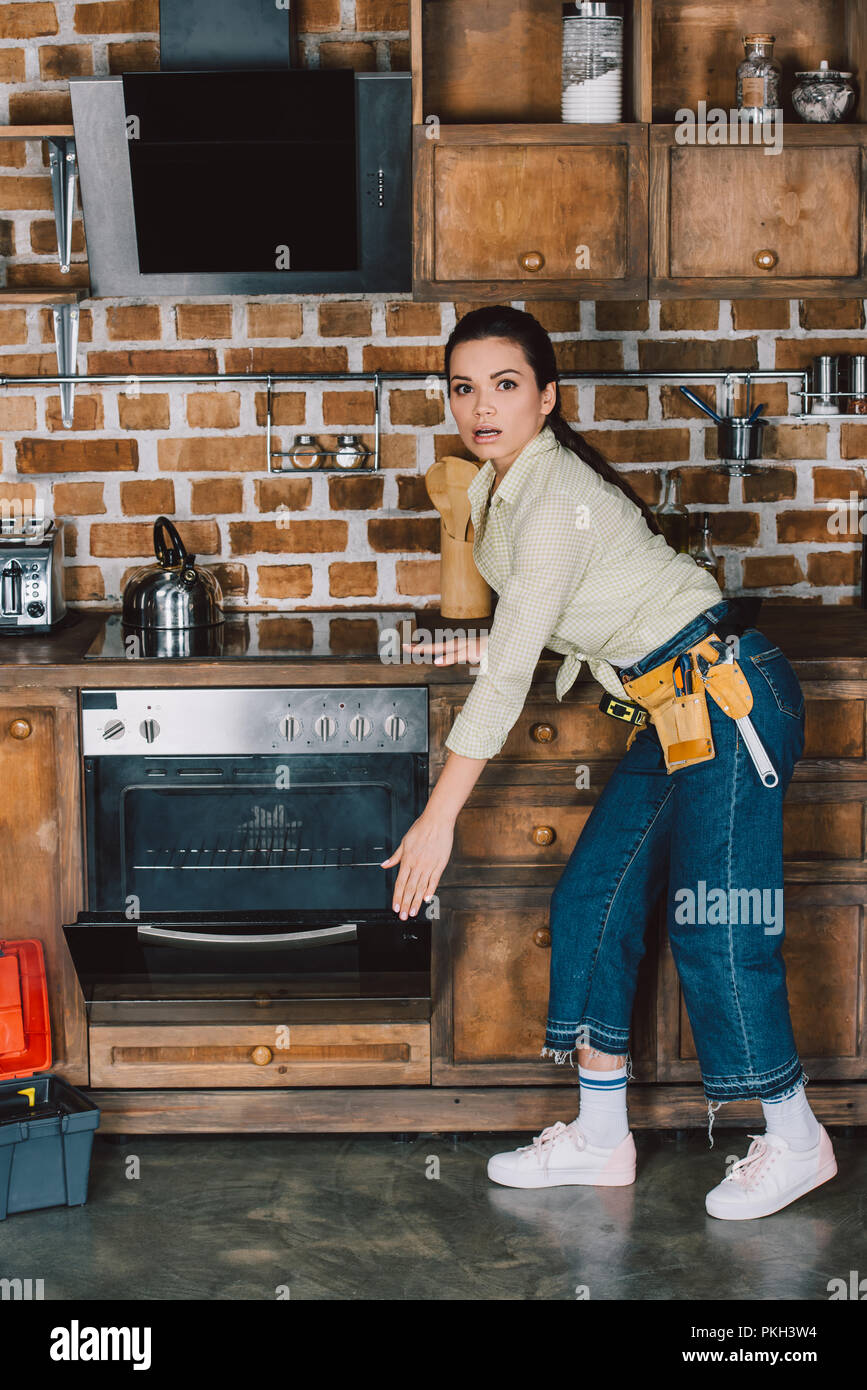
top-left (84, 610), bottom-right (419, 661)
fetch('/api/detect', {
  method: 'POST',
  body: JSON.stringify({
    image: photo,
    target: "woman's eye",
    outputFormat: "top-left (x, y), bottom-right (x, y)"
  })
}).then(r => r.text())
top-left (453, 380), bottom-right (516, 394)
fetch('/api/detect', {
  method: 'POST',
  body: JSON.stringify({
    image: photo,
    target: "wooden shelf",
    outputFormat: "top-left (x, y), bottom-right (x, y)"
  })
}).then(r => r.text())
top-left (0, 289), bottom-right (89, 304)
top-left (413, 1), bottom-right (867, 127)
top-left (0, 124), bottom-right (75, 140)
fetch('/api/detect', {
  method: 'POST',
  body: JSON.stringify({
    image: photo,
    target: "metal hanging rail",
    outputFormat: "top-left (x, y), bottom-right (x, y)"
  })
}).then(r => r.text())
top-left (0, 367), bottom-right (817, 468)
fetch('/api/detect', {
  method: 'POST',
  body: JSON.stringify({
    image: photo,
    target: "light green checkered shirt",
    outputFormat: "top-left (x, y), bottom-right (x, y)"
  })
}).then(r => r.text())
top-left (443, 423), bottom-right (723, 761)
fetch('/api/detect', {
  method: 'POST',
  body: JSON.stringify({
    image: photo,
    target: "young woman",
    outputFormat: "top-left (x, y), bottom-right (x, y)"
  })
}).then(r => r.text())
top-left (381, 305), bottom-right (837, 1221)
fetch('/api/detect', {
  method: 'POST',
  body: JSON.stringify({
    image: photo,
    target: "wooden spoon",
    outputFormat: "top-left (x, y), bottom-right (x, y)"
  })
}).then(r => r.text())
top-left (424, 460), bottom-right (455, 537)
top-left (443, 456), bottom-right (479, 545)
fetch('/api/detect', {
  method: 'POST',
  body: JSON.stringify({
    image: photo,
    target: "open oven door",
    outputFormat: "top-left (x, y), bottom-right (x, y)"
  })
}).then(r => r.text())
top-left (63, 909), bottom-right (431, 1011)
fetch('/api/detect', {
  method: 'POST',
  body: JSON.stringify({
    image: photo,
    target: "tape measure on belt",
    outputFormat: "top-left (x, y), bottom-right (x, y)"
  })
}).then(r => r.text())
top-left (598, 692), bottom-right (648, 728)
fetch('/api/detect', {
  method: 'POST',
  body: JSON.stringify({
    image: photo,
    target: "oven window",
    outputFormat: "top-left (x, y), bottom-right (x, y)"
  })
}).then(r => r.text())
top-left (85, 753), bottom-right (424, 916)
top-left (121, 780), bottom-right (394, 913)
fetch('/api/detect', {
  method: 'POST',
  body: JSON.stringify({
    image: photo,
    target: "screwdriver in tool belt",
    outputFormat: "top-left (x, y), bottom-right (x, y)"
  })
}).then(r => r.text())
top-left (673, 654), bottom-right (692, 696)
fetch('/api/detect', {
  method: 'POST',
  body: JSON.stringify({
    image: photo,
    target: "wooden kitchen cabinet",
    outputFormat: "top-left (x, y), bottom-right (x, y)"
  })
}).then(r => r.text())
top-left (413, 125), bottom-right (649, 301)
top-left (410, 0), bottom-right (649, 300)
top-left (0, 689), bottom-right (88, 1082)
top-left (650, 127), bottom-right (867, 298)
top-left (431, 885), bottom-right (658, 1086)
top-left (410, 0), bottom-right (867, 300)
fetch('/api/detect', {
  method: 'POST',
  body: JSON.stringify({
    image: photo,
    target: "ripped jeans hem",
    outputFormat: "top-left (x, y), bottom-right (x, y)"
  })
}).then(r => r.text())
top-left (540, 1042), bottom-right (634, 1080)
top-left (704, 1065), bottom-right (810, 1149)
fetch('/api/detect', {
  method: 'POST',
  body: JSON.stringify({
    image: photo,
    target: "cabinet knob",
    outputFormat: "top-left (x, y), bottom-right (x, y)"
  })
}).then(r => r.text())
top-left (753, 248), bottom-right (778, 270)
top-left (518, 250), bottom-right (545, 272)
top-left (251, 1045), bottom-right (273, 1066)
top-left (532, 824), bottom-right (556, 846)
top-left (530, 722), bottom-right (556, 743)
top-left (533, 928), bottom-right (552, 948)
top-left (8, 718), bottom-right (32, 739)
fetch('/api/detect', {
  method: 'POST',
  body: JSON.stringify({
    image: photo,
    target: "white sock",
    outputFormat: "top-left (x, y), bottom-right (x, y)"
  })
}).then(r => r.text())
top-left (761, 1083), bottom-right (821, 1152)
top-left (575, 1062), bottom-right (629, 1147)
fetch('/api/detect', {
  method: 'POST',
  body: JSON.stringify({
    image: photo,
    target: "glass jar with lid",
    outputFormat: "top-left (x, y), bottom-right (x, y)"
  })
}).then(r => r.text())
top-left (333, 435), bottom-right (371, 469)
top-left (286, 434), bottom-right (323, 470)
top-left (736, 34), bottom-right (782, 123)
top-left (561, 2), bottom-right (623, 124)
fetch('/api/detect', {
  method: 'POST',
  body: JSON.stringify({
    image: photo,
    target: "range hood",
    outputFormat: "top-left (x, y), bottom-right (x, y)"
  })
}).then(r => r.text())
top-left (69, 69), bottom-right (411, 296)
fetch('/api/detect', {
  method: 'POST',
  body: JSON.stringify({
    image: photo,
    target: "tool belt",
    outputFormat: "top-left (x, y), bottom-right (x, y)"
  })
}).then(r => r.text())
top-left (616, 633), bottom-right (754, 773)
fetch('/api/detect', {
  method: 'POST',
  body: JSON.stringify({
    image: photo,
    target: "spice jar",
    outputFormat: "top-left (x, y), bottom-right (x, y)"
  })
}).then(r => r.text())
top-left (286, 434), bottom-right (323, 469)
top-left (736, 34), bottom-right (782, 122)
top-left (333, 434), bottom-right (370, 469)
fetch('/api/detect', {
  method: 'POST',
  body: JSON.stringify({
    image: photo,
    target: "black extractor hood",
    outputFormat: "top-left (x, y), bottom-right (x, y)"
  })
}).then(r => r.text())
top-left (68, 0), bottom-right (411, 294)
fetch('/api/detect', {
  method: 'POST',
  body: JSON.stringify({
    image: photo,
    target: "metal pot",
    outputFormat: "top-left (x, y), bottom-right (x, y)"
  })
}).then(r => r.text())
top-left (716, 416), bottom-right (767, 475)
top-left (122, 516), bottom-right (223, 632)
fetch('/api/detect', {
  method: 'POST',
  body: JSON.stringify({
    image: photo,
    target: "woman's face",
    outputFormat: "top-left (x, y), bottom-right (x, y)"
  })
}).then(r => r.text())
top-left (448, 337), bottom-right (556, 468)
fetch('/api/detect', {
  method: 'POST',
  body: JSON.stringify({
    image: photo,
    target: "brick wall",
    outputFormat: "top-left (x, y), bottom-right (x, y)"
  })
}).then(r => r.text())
top-left (0, 1), bottom-right (866, 610)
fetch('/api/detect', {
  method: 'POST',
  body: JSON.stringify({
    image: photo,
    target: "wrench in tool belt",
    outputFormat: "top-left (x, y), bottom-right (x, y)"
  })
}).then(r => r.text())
top-left (698, 645), bottom-right (779, 789)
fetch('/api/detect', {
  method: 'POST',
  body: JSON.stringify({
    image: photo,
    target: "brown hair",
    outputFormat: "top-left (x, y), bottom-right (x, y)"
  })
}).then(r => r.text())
top-left (444, 304), bottom-right (665, 539)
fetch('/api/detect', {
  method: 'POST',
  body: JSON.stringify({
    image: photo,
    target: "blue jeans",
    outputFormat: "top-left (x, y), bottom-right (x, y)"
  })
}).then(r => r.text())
top-left (541, 599), bottom-right (809, 1146)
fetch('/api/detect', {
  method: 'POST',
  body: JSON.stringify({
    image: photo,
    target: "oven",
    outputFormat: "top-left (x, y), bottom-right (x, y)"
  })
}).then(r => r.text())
top-left (63, 686), bottom-right (430, 1013)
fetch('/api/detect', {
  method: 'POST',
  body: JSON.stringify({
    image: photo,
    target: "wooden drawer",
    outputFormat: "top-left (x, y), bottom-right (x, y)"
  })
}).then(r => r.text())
top-left (438, 696), bottom-right (631, 762)
top-left (455, 798), bottom-right (587, 865)
top-left (437, 690), bottom-right (867, 766)
top-left (90, 1023), bottom-right (431, 1087)
top-left (452, 783), bottom-right (866, 868)
top-left (803, 694), bottom-right (867, 762)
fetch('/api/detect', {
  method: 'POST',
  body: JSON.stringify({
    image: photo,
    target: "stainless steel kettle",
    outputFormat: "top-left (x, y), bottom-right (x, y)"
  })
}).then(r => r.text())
top-left (122, 516), bottom-right (223, 631)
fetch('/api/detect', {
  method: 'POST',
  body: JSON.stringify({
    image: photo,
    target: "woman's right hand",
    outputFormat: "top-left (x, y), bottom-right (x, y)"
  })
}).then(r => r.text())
top-left (402, 632), bottom-right (488, 666)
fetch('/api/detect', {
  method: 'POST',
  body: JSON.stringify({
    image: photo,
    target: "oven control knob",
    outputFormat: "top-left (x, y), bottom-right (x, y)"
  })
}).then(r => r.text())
top-left (384, 714), bottom-right (407, 741)
top-left (139, 718), bottom-right (160, 743)
top-left (279, 715), bottom-right (303, 742)
top-left (102, 719), bottom-right (125, 741)
top-left (349, 715), bottom-right (372, 741)
top-left (314, 715), bottom-right (338, 741)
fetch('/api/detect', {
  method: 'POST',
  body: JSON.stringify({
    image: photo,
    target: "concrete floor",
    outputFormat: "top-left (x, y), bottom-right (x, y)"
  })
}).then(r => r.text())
top-left (0, 1126), bottom-right (862, 1300)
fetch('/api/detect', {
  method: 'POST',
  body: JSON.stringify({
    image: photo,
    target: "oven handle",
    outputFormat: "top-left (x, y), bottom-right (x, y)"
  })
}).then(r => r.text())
top-left (136, 923), bottom-right (359, 949)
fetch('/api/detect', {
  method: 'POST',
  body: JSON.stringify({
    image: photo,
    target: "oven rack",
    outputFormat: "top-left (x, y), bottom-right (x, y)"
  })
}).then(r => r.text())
top-left (134, 839), bottom-right (391, 870)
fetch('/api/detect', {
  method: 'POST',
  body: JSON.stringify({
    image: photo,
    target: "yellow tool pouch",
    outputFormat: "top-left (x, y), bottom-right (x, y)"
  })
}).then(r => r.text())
top-left (619, 633), bottom-right (753, 774)
top-left (693, 637), bottom-right (754, 719)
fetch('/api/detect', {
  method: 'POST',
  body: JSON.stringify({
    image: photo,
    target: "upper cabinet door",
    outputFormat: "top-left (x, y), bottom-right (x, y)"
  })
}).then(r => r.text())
top-left (651, 126), bottom-right (867, 297)
top-left (414, 126), bottom-right (649, 300)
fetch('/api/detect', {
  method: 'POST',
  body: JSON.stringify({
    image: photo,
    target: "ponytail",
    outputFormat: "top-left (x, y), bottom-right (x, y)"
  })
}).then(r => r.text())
top-left (545, 403), bottom-right (665, 540)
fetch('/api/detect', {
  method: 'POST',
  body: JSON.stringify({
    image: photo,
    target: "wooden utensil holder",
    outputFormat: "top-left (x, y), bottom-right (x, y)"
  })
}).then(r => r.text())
top-left (440, 521), bottom-right (492, 619)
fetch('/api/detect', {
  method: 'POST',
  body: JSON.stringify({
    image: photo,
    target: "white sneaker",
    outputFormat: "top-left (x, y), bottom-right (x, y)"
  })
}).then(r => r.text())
top-left (487, 1120), bottom-right (636, 1189)
top-left (705, 1126), bottom-right (837, 1220)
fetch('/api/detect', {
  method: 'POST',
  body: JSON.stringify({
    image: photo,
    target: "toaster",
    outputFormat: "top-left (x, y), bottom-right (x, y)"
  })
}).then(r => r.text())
top-left (0, 520), bottom-right (67, 632)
